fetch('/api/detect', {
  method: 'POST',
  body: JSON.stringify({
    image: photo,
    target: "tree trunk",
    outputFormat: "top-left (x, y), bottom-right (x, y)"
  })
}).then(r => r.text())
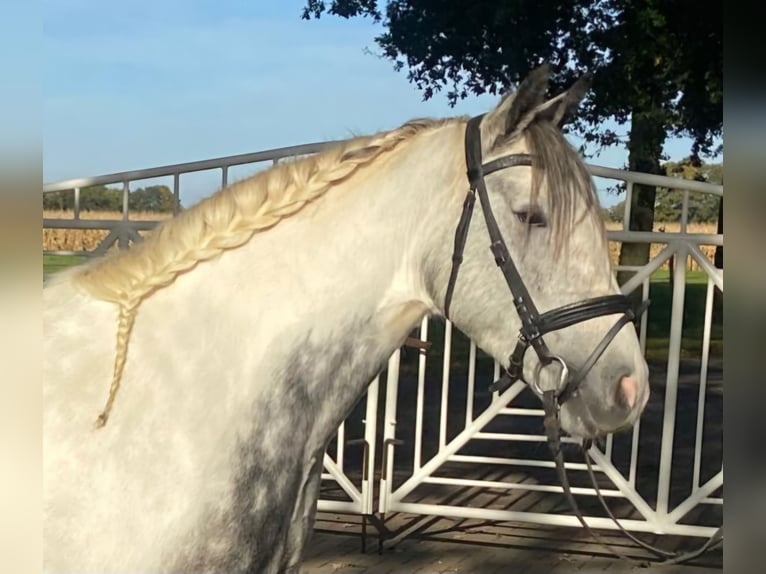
top-left (713, 194), bottom-right (723, 323)
top-left (714, 196), bottom-right (723, 268)
top-left (617, 108), bottom-right (667, 287)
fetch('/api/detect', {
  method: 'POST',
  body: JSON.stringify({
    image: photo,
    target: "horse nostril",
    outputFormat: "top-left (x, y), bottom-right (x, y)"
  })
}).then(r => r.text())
top-left (617, 375), bottom-right (639, 409)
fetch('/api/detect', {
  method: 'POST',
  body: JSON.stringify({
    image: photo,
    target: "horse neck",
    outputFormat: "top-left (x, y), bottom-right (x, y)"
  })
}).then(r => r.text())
top-left (136, 122), bottom-right (465, 436)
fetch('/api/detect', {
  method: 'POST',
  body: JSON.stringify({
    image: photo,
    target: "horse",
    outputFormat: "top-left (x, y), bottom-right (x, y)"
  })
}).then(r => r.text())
top-left (43, 65), bottom-right (650, 573)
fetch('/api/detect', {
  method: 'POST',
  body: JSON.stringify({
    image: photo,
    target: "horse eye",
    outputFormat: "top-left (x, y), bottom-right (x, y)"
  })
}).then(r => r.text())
top-left (514, 210), bottom-right (547, 227)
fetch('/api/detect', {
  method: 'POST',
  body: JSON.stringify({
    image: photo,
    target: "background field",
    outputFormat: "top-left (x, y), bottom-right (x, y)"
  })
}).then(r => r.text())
top-left (43, 209), bottom-right (172, 252)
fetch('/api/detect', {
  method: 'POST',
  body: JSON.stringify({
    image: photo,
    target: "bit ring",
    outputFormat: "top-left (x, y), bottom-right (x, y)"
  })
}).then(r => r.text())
top-left (529, 355), bottom-right (569, 398)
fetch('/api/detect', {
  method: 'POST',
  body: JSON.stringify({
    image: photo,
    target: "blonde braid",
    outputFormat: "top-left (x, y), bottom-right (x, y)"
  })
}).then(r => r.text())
top-left (93, 297), bottom-right (139, 428)
top-left (76, 119), bottom-right (452, 427)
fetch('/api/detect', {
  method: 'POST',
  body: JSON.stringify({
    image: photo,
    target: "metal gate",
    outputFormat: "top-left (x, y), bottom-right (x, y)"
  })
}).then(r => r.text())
top-left (43, 141), bottom-right (722, 540)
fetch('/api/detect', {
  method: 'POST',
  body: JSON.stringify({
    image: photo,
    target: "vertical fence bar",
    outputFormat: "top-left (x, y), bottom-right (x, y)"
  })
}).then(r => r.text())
top-left (173, 173), bottom-right (181, 215)
top-left (73, 187), bottom-right (81, 220)
top-left (362, 375), bottom-right (380, 514)
top-left (439, 321), bottom-right (453, 449)
top-left (119, 181), bottom-right (131, 249)
top-left (629, 419), bottom-right (641, 487)
top-left (379, 350), bottom-right (401, 514)
top-left (656, 244), bottom-right (687, 520)
top-left (465, 341), bottom-right (477, 426)
top-left (221, 165), bottom-right (229, 189)
top-left (122, 181), bottom-right (130, 219)
top-left (336, 421), bottom-right (345, 470)
top-left (639, 277), bottom-right (650, 351)
top-left (623, 181), bottom-right (634, 230)
top-left (680, 190), bottom-right (690, 235)
top-left (693, 278), bottom-right (715, 488)
top-left (629, 277), bottom-right (651, 487)
top-left (413, 317), bottom-right (429, 471)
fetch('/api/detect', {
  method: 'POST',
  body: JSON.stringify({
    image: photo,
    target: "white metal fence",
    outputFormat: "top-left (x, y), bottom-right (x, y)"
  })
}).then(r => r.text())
top-left (377, 169), bottom-right (722, 539)
top-left (43, 139), bottom-right (723, 539)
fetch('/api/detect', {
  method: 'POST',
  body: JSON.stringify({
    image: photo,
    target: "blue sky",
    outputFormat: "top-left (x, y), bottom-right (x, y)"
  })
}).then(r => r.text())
top-left (43, 0), bottom-right (719, 207)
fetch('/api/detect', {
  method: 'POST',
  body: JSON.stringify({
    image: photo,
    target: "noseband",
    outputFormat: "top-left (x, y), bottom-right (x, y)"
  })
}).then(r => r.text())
top-left (442, 115), bottom-right (721, 565)
top-left (444, 114), bottom-right (647, 403)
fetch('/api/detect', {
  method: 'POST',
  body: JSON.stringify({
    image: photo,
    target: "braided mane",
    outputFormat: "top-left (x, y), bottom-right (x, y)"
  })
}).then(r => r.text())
top-left (74, 117), bottom-right (453, 426)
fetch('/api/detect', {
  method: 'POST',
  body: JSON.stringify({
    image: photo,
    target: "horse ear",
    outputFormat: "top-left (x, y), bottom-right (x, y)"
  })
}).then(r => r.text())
top-left (535, 73), bottom-right (592, 127)
top-left (482, 63), bottom-right (551, 147)
top-left (483, 71), bottom-right (591, 148)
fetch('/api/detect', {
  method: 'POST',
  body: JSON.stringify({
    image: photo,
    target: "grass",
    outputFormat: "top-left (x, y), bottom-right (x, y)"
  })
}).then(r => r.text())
top-left (43, 253), bottom-right (88, 276)
top-left (641, 269), bottom-right (723, 363)
top-left (650, 269), bottom-right (711, 285)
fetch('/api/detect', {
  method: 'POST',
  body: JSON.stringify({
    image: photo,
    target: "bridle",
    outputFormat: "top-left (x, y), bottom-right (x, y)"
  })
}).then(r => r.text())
top-left (443, 114), bottom-right (722, 566)
top-left (445, 114), bottom-right (645, 402)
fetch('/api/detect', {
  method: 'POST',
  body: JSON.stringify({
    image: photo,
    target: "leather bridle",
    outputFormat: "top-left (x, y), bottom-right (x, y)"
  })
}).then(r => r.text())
top-left (445, 114), bottom-right (645, 401)
top-left (443, 114), bottom-right (722, 566)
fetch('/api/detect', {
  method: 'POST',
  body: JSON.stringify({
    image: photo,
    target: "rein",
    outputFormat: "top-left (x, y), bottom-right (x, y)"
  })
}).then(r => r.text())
top-left (443, 114), bottom-right (722, 566)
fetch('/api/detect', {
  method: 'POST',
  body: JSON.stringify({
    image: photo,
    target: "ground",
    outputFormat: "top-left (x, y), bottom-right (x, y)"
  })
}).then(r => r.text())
top-left (302, 512), bottom-right (722, 573)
